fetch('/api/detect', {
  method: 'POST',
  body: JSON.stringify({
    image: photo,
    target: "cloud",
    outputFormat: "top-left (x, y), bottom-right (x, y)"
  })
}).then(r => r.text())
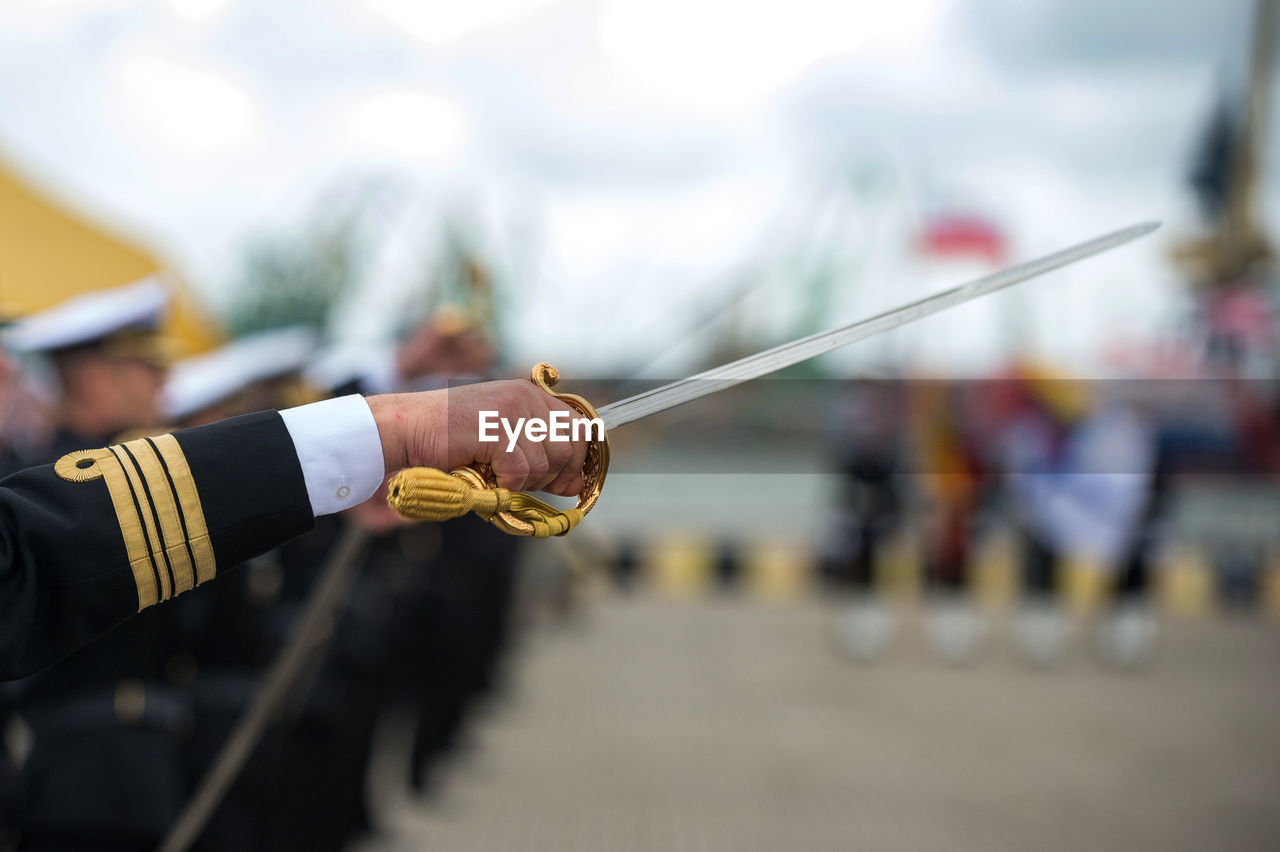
top-left (114, 49), bottom-right (259, 154)
top-left (342, 89), bottom-right (469, 162)
top-left (362, 0), bottom-right (565, 46)
top-left (962, 0), bottom-right (1252, 72)
top-left (598, 0), bottom-right (943, 115)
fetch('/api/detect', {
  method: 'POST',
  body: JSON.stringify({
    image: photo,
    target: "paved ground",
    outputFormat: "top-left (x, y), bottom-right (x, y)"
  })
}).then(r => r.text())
top-left (358, 597), bottom-right (1280, 851)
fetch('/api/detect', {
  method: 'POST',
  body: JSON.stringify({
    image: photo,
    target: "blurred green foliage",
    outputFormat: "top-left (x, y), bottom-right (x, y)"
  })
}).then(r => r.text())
top-left (226, 223), bottom-right (357, 336)
top-left (224, 179), bottom-right (394, 338)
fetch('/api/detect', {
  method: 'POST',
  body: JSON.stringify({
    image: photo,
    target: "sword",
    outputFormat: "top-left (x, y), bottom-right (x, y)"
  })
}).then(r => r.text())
top-left (387, 221), bottom-right (1159, 535)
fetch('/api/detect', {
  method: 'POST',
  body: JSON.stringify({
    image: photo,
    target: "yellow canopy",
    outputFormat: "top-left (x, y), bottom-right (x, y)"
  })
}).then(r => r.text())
top-left (0, 156), bottom-right (222, 355)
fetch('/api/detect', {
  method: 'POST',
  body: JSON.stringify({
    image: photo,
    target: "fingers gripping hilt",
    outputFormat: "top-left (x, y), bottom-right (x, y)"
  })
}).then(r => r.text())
top-left (386, 363), bottom-right (610, 537)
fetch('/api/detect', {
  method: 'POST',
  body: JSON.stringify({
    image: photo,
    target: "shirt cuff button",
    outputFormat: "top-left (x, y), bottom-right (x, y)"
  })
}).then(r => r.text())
top-left (336, 485), bottom-right (351, 500)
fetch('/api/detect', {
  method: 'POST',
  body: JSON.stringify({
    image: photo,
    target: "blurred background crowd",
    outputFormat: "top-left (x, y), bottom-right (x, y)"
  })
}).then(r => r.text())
top-left (0, 0), bottom-right (1278, 849)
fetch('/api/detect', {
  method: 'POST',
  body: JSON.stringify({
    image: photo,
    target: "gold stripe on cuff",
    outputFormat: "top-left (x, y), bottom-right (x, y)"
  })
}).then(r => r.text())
top-left (124, 438), bottom-right (196, 596)
top-left (109, 445), bottom-right (172, 602)
top-left (151, 433), bottom-right (216, 586)
top-left (96, 451), bottom-right (161, 610)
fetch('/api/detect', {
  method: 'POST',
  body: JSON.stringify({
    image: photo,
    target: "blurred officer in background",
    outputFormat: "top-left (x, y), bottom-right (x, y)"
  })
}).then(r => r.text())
top-left (819, 380), bottom-right (904, 663)
top-left (1000, 369), bottom-right (1158, 668)
top-left (5, 279), bottom-right (169, 459)
top-left (160, 327), bottom-right (334, 852)
top-left (911, 380), bottom-right (990, 664)
top-left (313, 310), bottom-right (522, 796)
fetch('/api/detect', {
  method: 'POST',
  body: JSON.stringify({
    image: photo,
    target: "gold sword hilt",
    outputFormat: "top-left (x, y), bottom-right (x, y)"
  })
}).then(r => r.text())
top-left (385, 363), bottom-right (610, 537)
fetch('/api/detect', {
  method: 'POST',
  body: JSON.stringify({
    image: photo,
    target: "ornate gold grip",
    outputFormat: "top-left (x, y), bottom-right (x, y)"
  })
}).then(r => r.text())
top-left (386, 363), bottom-right (610, 538)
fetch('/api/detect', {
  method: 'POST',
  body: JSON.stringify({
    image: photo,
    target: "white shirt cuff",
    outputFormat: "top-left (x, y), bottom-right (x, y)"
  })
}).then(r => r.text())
top-left (279, 395), bottom-right (385, 516)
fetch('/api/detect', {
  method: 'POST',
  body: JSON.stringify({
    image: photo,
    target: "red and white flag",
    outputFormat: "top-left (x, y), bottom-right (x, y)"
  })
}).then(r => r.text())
top-left (918, 213), bottom-right (1006, 265)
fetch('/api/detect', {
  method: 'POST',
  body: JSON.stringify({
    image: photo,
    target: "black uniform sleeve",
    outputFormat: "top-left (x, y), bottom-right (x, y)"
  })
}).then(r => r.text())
top-left (0, 411), bottom-right (315, 680)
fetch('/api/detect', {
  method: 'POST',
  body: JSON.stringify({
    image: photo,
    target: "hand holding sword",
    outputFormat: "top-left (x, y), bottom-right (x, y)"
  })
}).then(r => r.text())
top-left (382, 222), bottom-right (1159, 537)
top-left (368, 377), bottom-right (591, 496)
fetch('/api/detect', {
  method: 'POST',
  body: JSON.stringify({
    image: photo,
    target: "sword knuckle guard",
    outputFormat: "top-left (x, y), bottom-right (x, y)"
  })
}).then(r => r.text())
top-left (386, 362), bottom-right (610, 538)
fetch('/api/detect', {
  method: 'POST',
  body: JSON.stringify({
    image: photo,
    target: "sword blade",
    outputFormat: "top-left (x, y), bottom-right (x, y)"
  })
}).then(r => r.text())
top-left (596, 221), bottom-right (1158, 430)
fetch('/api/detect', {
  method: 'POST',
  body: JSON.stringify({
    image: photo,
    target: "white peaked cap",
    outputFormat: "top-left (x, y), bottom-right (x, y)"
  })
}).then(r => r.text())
top-left (4, 277), bottom-right (170, 353)
top-left (161, 326), bottom-right (318, 421)
top-left (304, 342), bottom-right (398, 395)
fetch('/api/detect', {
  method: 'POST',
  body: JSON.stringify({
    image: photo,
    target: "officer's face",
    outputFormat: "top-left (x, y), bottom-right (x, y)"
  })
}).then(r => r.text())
top-left (109, 358), bottom-right (167, 426)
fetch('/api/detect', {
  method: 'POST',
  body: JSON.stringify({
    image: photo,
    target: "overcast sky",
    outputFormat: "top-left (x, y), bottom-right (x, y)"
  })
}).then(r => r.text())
top-left (0, 0), bottom-right (1268, 374)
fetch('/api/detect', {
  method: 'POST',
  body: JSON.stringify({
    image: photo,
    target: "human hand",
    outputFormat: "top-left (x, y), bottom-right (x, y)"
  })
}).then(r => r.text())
top-left (366, 380), bottom-right (588, 496)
